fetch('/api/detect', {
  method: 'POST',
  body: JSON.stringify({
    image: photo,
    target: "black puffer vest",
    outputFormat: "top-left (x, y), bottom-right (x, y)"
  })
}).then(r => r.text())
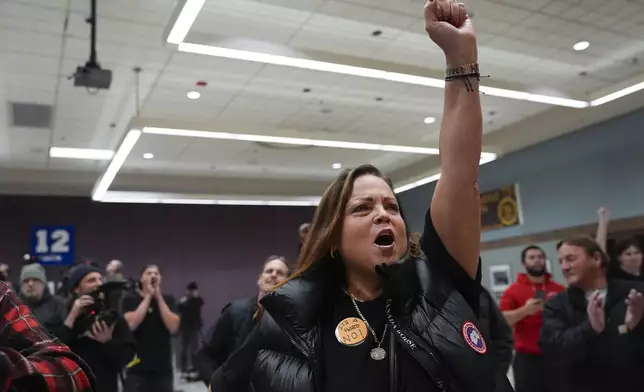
top-left (211, 254), bottom-right (510, 392)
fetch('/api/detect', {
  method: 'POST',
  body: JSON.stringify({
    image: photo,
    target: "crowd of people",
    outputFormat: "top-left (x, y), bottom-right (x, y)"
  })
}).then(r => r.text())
top-left (499, 207), bottom-right (644, 392)
top-left (0, 1), bottom-right (643, 391)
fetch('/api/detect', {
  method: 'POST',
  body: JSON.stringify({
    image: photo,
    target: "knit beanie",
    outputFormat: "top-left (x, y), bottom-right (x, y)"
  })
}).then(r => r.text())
top-left (69, 265), bottom-right (101, 289)
top-left (20, 263), bottom-right (47, 284)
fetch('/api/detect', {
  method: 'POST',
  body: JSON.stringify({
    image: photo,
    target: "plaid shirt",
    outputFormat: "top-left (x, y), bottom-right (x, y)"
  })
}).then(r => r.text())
top-left (0, 282), bottom-right (95, 392)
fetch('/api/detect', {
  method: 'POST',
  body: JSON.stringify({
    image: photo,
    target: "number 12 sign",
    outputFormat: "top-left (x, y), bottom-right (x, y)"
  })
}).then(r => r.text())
top-left (30, 226), bottom-right (75, 266)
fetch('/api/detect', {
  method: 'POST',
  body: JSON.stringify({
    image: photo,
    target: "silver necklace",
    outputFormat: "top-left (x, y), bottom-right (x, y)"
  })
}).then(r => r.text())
top-left (347, 291), bottom-right (388, 361)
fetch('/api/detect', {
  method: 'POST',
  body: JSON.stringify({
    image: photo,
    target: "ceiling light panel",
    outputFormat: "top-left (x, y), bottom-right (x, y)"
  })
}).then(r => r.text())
top-left (166, 0), bottom-right (644, 109)
top-left (102, 191), bottom-right (321, 206)
top-left (177, 43), bottom-right (588, 108)
top-left (167, 0), bottom-right (206, 44)
top-left (92, 130), bottom-right (142, 201)
top-left (142, 127), bottom-right (442, 155)
top-left (49, 147), bottom-right (114, 160)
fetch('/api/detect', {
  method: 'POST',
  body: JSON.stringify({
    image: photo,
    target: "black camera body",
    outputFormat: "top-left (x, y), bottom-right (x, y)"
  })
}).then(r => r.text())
top-left (75, 281), bottom-right (126, 333)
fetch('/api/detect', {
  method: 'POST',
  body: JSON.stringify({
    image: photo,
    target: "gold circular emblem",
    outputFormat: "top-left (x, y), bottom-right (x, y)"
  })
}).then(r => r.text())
top-left (497, 196), bottom-right (518, 226)
top-left (335, 317), bottom-right (368, 347)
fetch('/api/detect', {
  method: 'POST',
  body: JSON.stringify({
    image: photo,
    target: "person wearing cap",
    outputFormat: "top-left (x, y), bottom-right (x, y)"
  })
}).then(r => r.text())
top-left (57, 265), bottom-right (136, 392)
top-left (19, 263), bottom-right (66, 335)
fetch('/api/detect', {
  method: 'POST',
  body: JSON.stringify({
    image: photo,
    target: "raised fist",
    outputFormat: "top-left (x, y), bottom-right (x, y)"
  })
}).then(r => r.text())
top-left (424, 0), bottom-right (477, 65)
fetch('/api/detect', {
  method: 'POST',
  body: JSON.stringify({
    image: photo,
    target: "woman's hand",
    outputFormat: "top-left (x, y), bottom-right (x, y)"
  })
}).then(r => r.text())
top-left (424, 0), bottom-right (477, 65)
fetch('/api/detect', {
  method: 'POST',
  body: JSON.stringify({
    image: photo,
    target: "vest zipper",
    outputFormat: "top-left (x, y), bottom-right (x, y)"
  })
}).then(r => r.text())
top-left (263, 308), bottom-right (322, 392)
top-left (385, 299), bottom-right (450, 392)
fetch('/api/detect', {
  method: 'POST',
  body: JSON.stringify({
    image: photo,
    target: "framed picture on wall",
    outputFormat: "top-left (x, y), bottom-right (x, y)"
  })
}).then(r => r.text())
top-left (489, 264), bottom-right (512, 292)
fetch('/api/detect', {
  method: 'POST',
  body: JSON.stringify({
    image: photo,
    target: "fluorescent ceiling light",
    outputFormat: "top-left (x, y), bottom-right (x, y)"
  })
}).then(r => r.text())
top-left (92, 126), bottom-right (495, 205)
top-left (477, 86), bottom-right (588, 108)
top-left (590, 80), bottom-right (644, 106)
top-left (187, 91), bottom-right (201, 100)
top-left (143, 126), bottom-right (443, 155)
top-left (177, 43), bottom-right (588, 108)
top-left (91, 130), bottom-right (142, 201)
top-left (394, 173), bottom-right (442, 193)
top-left (166, 0), bottom-right (205, 44)
top-left (394, 152), bottom-right (498, 193)
top-left (424, 117), bottom-right (436, 124)
top-left (166, 3), bottom-right (641, 108)
top-left (101, 191), bottom-right (320, 206)
top-left (573, 41), bottom-right (590, 51)
top-left (332, 163), bottom-right (342, 169)
top-left (49, 147), bottom-right (113, 160)
top-left (143, 153), bottom-right (154, 159)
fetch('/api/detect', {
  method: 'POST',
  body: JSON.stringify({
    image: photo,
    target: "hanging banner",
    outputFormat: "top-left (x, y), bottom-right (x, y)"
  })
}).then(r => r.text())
top-left (480, 184), bottom-right (522, 231)
top-left (30, 226), bottom-right (75, 266)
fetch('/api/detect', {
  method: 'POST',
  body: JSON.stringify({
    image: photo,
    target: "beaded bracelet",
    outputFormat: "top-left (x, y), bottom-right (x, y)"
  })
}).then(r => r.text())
top-left (445, 63), bottom-right (481, 92)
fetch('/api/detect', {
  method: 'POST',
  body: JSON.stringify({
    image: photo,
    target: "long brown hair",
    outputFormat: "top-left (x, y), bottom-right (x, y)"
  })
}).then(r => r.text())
top-left (280, 164), bottom-right (420, 288)
top-left (254, 165), bottom-right (419, 322)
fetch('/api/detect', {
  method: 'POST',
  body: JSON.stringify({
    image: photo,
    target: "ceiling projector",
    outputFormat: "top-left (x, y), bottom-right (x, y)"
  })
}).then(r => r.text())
top-left (73, 62), bottom-right (112, 90)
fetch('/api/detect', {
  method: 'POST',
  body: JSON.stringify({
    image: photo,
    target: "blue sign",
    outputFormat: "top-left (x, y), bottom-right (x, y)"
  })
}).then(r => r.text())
top-left (30, 226), bottom-right (75, 266)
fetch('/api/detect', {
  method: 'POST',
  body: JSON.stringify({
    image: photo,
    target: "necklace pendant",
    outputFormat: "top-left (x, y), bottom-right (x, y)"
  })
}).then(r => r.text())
top-left (370, 347), bottom-right (386, 361)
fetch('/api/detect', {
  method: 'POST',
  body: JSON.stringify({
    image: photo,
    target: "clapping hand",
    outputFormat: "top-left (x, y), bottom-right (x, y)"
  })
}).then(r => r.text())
top-left (625, 289), bottom-right (644, 331)
top-left (88, 321), bottom-right (114, 343)
top-left (587, 290), bottom-right (605, 334)
top-left (424, 0), bottom-right (477, 65)
top-left (151, 277), bottom-right (162, 299)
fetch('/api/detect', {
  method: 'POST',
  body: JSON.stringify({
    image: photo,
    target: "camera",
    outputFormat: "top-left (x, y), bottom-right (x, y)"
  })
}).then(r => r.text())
top-left (75, 280), bottom-right (126, 333)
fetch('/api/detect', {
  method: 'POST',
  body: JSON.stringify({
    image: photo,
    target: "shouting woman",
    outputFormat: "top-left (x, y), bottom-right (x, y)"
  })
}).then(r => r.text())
top-left (210, 1), bottom-right (509, 391)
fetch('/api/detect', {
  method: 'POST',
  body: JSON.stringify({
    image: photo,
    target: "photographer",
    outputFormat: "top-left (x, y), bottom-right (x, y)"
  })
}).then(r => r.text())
top-left (58, 265), bottom-right (136, 392)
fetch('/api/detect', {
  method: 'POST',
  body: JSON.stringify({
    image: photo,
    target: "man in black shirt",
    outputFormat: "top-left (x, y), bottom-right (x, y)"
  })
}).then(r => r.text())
top-left (123, 265), bottom-right (180, 392)
top-left (196, 256), bottom-right (289, 384)
top-left (178, 281), bottom-right (204, 379)
top-left (58, 265), bottom-right (136, 392)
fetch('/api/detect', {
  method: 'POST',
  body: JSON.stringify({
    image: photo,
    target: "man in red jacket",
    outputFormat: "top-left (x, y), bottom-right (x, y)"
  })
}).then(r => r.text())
top-left (0, 281), bottom-right (95, 392)
top-left (499, 245), bottom-right (565, 392)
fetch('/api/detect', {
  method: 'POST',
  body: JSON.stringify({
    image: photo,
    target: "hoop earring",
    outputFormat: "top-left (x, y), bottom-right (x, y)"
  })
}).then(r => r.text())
top-left (330, 247), bottom-right (337, 259)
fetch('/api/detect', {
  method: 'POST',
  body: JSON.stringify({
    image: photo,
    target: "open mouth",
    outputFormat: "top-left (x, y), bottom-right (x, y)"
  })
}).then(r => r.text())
top-left (374, 229), bottom-right (395, 248)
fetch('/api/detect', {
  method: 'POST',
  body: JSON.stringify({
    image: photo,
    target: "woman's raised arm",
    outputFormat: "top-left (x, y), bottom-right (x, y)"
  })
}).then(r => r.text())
top-left (426, 0), bottom-right (482, 278)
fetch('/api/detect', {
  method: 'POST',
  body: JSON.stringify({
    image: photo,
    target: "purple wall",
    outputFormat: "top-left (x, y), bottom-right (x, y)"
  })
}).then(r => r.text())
top-left (0, 195), bottom-right (314, 327)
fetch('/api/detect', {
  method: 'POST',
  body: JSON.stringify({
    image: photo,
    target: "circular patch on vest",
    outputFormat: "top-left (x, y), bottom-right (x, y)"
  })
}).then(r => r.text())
top-left (462, 321), bottom-right (487, 354)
